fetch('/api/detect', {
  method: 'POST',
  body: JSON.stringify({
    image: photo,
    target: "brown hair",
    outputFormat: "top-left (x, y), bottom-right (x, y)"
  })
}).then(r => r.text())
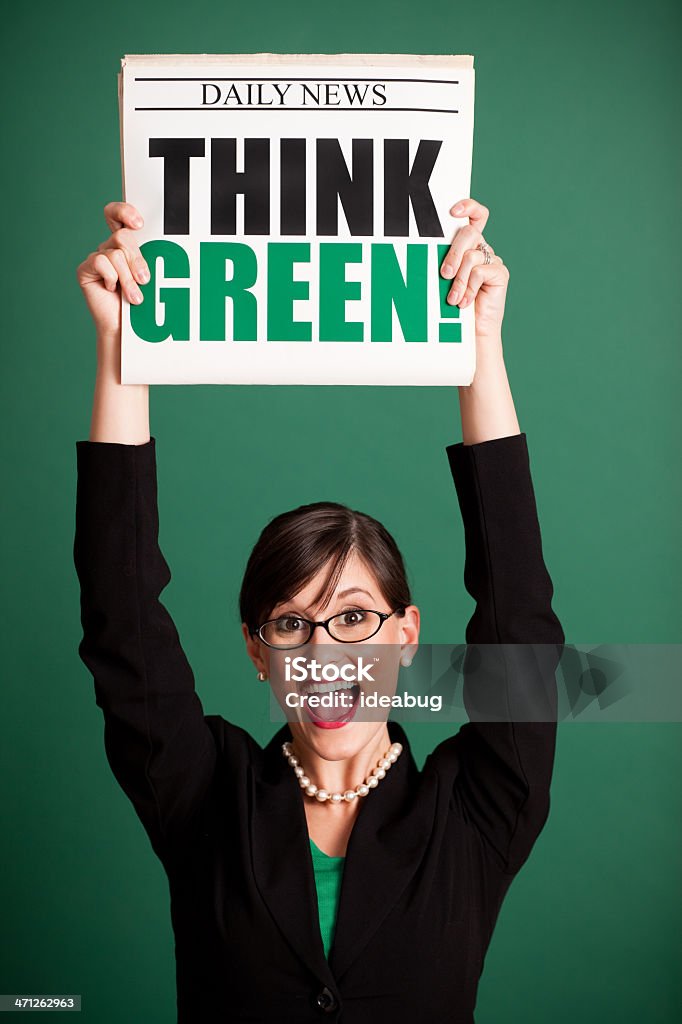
top-left (239, 501), bottom-right (411, 633)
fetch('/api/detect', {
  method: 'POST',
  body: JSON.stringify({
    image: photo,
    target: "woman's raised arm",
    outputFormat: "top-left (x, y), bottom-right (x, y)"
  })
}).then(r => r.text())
top-left (73, 203), bottom-right (218, 863)
top-left (430, 198), bottom-right (564, 874)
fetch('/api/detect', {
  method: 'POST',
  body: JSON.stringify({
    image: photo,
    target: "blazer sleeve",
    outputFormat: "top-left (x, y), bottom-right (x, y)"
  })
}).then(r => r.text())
top-left (73, 436), bottom-right (217, 860)
top-left (438, 432), bottom-right (564, 875)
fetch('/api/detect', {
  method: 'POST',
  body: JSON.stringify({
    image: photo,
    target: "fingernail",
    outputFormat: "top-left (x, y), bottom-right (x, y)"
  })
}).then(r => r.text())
top-left (136, 261), bottom-right (150, 283)
top-left (459, 295), bottom-right (469, 307)
top-left (132, 216), bottom-right (143, 227)
top-left (452, 203), bottom-right (465, 214)
top-left (448, 288), bottom-right (460, 305)
top-left (131, 288), bottom-right (143, 304)
top-left (441, 263), bottom-right (455, 279)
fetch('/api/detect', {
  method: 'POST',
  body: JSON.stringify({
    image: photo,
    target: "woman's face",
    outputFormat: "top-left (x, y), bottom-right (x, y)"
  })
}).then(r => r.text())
top-left (242, 551), bottom-right (420, 764)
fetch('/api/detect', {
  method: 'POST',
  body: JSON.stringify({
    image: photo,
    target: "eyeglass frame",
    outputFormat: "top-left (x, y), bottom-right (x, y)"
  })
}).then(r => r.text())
top-left (251, 607), bottom-right (406, 650)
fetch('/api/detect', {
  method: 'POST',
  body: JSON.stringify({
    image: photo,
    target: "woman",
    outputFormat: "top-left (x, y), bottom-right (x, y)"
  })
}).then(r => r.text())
top-left (74, 196), bottom-right (564, 1023)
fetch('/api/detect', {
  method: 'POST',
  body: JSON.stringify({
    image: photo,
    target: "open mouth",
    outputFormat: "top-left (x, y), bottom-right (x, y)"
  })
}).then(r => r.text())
top-left (298, 678), bottom-right (362, 729)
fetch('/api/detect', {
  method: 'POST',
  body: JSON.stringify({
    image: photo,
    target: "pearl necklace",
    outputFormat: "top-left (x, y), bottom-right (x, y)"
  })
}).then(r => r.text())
top-left (281, 739), bottom-right (403, 804)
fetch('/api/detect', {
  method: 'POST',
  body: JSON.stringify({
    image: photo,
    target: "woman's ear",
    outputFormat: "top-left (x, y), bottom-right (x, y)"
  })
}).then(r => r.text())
top-left (398, 604), bottom-right (420, 651)
top-left (242, 622), bottom-right (269, 678)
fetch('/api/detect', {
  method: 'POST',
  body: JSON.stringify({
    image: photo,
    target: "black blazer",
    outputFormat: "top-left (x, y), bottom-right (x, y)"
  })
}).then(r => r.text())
top-left (73, 432), bottom-right (564, 1024)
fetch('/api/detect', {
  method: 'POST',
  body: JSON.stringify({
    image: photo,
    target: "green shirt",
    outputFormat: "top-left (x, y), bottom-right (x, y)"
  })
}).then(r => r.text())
top-left (309, 838), bottom-right (345, 959)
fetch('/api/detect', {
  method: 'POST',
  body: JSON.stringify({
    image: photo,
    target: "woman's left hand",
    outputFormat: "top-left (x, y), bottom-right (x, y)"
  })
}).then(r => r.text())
top-left (440, 197), bottom-right (510, 339)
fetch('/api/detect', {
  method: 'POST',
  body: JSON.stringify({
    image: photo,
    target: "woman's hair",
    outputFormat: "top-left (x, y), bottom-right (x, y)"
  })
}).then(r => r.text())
top-left (239, 501), bottom-right (411, 633)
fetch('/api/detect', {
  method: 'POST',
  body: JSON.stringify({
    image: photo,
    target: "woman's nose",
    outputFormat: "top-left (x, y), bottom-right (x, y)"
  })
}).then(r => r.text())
top-left (307, 623), bottom-right (334, 645)
top-left (308, 624), bottom-right (324, 643)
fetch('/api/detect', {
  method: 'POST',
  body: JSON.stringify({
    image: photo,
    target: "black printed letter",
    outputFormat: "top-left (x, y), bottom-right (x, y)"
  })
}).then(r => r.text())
top-left (384, 140), bottom-right (443, 237)
top-left (211, 138), bottom-right (271, 235)
top-left (316, 139), bottom-right (373, 236)
top-left (149, 138), bottom-right (206, 235)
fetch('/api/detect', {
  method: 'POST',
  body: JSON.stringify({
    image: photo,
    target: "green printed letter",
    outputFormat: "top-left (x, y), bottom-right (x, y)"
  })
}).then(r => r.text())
top-left (267, 243), bottom-right (312, 341)
top-left (200, 242), bottom-right (258, 341)
top-left (130, 240), bottom-right (190, 342)
top-left (370, 244), bottom-right (427, 342)
top-left (319, 243), bottom-right (364, 342)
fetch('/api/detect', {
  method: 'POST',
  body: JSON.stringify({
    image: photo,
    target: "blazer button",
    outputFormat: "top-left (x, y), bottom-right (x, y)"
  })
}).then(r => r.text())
top-left (314, 986), bottom-right (338, 1013)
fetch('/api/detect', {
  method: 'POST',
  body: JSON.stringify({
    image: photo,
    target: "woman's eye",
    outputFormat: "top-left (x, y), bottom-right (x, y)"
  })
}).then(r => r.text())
top-left (340, 610), bottom-right (366, 625)
top-left (277, 617), bottom-right (305, 633)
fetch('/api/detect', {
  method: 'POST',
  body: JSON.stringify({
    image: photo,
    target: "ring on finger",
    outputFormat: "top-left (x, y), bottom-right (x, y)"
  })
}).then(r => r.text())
top-left (476, 239), bottom-right (493, 265)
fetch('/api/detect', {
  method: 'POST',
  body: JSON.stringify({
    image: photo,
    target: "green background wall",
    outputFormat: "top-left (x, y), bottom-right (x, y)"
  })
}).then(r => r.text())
top-left (1, 0), bottom-right (680, 1020)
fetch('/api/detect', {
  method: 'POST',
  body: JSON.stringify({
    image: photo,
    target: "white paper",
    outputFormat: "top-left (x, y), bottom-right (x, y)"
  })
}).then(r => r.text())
top-left (119, 53), bottom-right (476, 385)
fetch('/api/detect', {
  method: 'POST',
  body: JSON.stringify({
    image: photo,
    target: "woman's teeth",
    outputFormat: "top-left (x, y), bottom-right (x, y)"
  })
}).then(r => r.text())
top-left (301, 679), bottom-right (357, 695)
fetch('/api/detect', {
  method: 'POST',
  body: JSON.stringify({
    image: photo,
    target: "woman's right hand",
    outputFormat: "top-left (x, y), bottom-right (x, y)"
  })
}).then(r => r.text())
top-left (76, 202), bottom-right (149, 339)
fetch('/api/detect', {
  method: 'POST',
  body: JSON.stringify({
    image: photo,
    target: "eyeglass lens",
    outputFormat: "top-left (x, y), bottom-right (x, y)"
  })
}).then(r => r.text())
top-left (260, 610), bottom-right (383, 647)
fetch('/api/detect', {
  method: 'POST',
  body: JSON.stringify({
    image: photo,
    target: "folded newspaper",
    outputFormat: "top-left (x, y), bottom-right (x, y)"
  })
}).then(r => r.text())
top-left (118, 53), bottom-right (476, 385)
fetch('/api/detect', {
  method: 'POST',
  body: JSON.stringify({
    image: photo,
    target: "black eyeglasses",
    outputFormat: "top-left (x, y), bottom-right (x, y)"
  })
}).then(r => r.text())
top-left (252, 608), bottom-right (405, 650)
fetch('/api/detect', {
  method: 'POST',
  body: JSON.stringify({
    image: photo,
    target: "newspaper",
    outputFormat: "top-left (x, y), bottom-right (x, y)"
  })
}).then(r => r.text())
top-left (118, 53), bottom-right (476, 385)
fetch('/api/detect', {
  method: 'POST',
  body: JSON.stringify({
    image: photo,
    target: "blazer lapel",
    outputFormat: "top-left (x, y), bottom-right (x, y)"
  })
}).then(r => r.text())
top-left (249, 721), bottom-right (438, 987)
top-left (328, 721), bottom-right (438, 981)
top-left (249, 724), bottom-right (337, 988)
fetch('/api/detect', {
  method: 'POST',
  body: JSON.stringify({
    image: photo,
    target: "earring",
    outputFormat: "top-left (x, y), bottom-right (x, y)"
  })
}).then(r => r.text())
top-left (400, 652), bottom-right (412, 668)
top-left (257, 671), bottom-right (268, 682)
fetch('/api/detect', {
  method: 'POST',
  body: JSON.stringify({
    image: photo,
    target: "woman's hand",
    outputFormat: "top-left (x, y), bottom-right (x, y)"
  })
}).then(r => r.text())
top-left (443, 198), bottom-right (519, 442)
top-left (77, 202), bottom-right (151, 443)
top-left (440, 197), bottom-right (510, 339)
top-left (76, 202), bottom-right (149, 339)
